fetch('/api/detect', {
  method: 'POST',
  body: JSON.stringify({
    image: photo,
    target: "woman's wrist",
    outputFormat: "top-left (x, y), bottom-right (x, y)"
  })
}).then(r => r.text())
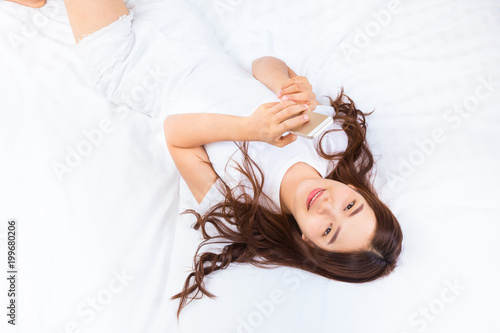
top-left (240, 116), bottom-right (260, 142)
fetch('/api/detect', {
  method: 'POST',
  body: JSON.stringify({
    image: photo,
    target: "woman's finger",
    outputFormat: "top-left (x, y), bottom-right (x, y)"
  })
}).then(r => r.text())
top-left (269, 100), bottom-right (298, 114)
top-left (278, 110), bottom-right (309, 133)
top-left (280, 82), bottom-right (310, 96)
top-left (279, 84), bottom-right (310, 99)
top-left (281, 92), bottom-right (310, 102)
top-left (261, 101), bottom-right (281, 109)
top-left (280, 76), bottom-right (308, 90)
top-left (275, 104), bottom-right (309, 123)
top-left (279, 84), bottom-right (301, 97)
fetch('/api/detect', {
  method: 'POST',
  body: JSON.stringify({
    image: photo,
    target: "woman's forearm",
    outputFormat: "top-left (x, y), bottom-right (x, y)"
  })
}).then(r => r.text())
top-left (253, 56), bottom-right (321, 108)
top-left (252, 56), bottom-right (293, 94)
top-left (164, 113), bottom-right (252, 149)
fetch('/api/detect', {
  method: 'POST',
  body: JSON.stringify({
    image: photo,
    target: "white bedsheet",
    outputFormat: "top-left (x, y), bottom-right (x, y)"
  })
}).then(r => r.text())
top-left (1, 0), bottom-right (499, 332)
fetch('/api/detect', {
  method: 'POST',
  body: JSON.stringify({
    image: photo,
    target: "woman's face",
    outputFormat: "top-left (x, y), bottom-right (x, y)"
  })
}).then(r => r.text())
top-left (293, 179), bottom-right (377, 252)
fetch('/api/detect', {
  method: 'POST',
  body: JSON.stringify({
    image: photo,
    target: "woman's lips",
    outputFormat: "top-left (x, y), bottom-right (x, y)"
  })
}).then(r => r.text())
top-left (307, 188), bottom-right (325, 210)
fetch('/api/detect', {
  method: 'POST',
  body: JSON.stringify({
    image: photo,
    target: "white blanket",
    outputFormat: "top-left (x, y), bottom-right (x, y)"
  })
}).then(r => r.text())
top-left (0, 0), bottom-right (499, 332)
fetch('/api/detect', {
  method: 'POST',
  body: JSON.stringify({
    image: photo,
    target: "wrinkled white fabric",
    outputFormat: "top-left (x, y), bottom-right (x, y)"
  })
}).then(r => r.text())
top-left (76, 8), bottom-right (277, 122)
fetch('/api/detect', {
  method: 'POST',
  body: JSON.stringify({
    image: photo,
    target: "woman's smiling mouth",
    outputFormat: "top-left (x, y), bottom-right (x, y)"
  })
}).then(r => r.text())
top-left (307, 188), bottom-right (325, 210)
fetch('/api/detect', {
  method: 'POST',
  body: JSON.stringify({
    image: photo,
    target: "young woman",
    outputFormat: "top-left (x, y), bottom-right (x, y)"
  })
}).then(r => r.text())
top-left (164, 80), bottom-right (403, 317)
top-left (16, 0), bottom-right (402, 317)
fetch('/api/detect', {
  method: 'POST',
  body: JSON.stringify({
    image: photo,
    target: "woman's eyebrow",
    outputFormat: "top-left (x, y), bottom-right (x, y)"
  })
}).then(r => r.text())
top-left (328, 226), bottom-right (341, 245)
top-left (349, 203), bottom-right (364, 217)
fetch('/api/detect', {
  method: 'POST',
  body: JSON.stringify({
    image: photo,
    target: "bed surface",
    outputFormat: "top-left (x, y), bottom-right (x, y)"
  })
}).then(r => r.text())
top-left (1, 0), bottom-right (499, 332)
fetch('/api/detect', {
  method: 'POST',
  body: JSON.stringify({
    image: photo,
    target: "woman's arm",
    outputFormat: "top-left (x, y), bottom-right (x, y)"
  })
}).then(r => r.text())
top-left (252, 56), bottom-right (321, 109)
top-left (164, 102), bottom-right (309, 149)
top-left (251, 56), bottom-right (296, 95)
top-left (63, 0), bottom-right (128, 43)
top-left (163, 114), bottom-right (250, 204)
top-left (164, 113), bottom-right (252, 149)
top-left (165, 143), bottom-right (217, 205)
top-left (164, 102), bottom-right (310, 203)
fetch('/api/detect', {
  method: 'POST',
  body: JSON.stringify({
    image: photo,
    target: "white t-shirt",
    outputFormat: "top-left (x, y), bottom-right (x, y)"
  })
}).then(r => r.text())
top-left (201, 105), bottom-right (348, 213)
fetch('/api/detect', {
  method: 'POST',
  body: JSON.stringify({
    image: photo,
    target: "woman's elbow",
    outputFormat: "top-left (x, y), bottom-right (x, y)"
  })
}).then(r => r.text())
top-left (251, 57), bottom-right (263, 76)
top-left (252, 56), bottom-right (281, 64)
top-left (163, 117), bottom-right (175, 146)
top-left (252, 56), bottom-right (285, 76)
top-left (252, 56), bottom-right (275, 72)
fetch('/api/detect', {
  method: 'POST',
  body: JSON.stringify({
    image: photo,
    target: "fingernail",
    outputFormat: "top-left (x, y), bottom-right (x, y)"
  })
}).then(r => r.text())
top-left (282, 96), bottom-right (288, 101)
top-left (303, 104), bottom-right (309, 109)
top-left (304, 115), bottom-right (309, 121)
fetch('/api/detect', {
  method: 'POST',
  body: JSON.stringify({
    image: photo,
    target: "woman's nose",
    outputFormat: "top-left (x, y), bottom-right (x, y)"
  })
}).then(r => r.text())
top-left (316, 196), bottom-right (334, 215)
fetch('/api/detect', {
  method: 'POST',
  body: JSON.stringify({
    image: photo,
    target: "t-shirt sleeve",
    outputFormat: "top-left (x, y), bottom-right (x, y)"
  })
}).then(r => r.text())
top-left (76, 11), bottom-right (165, 120)
top-left (75, 10), bottom-right (222, 121)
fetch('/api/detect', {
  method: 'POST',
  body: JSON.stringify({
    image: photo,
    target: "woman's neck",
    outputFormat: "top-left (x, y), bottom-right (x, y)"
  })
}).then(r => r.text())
top-left (280, 162), bottom-right (322, 215)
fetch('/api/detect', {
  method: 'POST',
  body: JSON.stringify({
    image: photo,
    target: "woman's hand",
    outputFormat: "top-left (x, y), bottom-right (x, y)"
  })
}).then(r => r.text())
top-left (277, 76), bottom-right (321, 111)
top-left (245, 101), bottom-right (310, 147)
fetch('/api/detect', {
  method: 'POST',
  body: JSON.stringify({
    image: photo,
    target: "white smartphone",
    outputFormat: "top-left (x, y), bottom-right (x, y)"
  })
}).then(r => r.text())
top-left (288, 110), bottom-right (333, 139)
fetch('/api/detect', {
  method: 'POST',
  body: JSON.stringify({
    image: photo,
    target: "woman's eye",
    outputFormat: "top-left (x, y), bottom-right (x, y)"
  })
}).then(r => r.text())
top-left (324, 226), bottom-right (332, 236)
top-left (344, 201), bottom-right (355, 211)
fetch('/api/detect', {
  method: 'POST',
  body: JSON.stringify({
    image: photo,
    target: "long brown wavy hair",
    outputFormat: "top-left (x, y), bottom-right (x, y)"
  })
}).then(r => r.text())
top-left (171, 89), bottom-right (403, 318)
